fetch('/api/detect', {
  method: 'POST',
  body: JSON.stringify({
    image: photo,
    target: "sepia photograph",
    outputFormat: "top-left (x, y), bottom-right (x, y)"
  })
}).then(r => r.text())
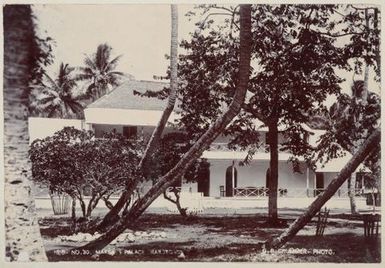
top-left (1, 0), bottom-right (383, 265)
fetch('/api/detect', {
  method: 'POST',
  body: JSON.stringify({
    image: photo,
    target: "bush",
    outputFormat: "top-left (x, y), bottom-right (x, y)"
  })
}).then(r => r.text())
top-left (30, 127), bottom-right (140, 218)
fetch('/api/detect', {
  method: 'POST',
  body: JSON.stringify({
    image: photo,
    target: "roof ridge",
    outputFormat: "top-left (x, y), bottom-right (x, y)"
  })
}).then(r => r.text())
top-left (132, 79), bottom-right (169, 85)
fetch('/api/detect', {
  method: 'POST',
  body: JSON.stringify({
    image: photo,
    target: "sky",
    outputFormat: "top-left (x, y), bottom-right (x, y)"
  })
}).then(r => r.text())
top-left (33, 4), bottom-right (198, 81)
top-left (32, 4), bottom-right (380, 99)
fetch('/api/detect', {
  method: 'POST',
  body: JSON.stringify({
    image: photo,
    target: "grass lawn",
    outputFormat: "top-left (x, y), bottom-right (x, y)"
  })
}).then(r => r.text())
top-left (38, 211), bottom-right (381, 262)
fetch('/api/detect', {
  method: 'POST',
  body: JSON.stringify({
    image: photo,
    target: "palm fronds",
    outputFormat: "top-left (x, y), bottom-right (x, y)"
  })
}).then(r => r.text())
top-left (76, 43), bottom-right (126, 101)
top-left (30, 62), bottom-right (84, 119)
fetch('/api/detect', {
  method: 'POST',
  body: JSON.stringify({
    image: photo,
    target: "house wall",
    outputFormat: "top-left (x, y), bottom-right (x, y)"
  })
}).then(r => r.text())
top-left (28, 117), bottom-right (84, 143)
top-left (85, 108), bottom-right (179, 126)
top-left (324, 172), bottom-right (348, 189)
top-left (214, 131), bottom-right (286, 148)
top-left (93, 124), bottom-right (176, 139)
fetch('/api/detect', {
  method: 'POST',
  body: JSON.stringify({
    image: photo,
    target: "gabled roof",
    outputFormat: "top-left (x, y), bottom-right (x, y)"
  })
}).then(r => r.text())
top-left (87, 80), bottom-right (168, 111)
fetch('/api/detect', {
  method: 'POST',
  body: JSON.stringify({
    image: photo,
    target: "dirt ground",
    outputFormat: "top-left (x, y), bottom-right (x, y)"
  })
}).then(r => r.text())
top-left (38, 210), bottom-right (381, 263)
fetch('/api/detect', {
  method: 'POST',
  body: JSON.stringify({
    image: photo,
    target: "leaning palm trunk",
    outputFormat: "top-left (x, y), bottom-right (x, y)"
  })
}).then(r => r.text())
top-left (97, 5), bottom-right (179, 231)
top-left (139, 4), bottom-right (179, 171)
top-left (78, 4), bottom-right (252, 251)
top-left (348, 50), bottom-right (370, 214)
top-left (348, 7), bottom-right (374, 214)
top-left (4, 5), bottom-right (48, 261)
top-left (265, 128), bottom-right (380, 250)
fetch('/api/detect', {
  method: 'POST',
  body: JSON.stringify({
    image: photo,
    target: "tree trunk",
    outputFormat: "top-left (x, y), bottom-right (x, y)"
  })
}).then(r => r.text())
top-left (97, 187), bottom-right (132, 229)
top-left (139, 4), bottom-right (179, 172)
top-left (79, 198), bottom-right (86, 218)
top-left (71, 197), bottom-right (77, 232)
top-left (77, 5), bottom-right (252, 251)
top-left (86, 193), bottom-right (100, 217)
top-left (175, 195), bottom-right (188, 217)
top-left (71, 197), bottom-right (76, 222)
top-left (373, 8), bottom-right (380, 78)
top-left (265, 128), bottom-right (380, 250)
top-left (3, 5), bottom-right (48, 261)
top-left (347, 175), bottom-right (358, 214)
top-left (103, 196), bottom-right (114, 210)
top-left (163, 188), bottom-right (187, 217)
top-left (267, 120), bottom-right (279, 224)
top-left (348, 15), bottom-right (371, 213)
top-left (98, 4), bottom-right (180, 226)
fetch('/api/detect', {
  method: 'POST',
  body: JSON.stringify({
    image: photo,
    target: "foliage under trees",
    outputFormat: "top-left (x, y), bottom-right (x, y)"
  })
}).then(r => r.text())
top-left (30, 127), bottom-right (140, 218)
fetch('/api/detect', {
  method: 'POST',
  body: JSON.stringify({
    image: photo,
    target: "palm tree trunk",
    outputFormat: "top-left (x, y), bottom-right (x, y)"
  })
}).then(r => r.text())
top-left (265, 128), bottom-right (380, 250)
top-left (78, 4), bottom-right (252, 251)
top-left (348, 11), bottom-right (371, 214)
top-left (4, 5), bottom-right (47, 261)
top-left (373, 8), bottom-right (380, 78)
top-left (98, 5), bottom-right (179, 227)
top-left (139, 4), bottom-right (179, 172)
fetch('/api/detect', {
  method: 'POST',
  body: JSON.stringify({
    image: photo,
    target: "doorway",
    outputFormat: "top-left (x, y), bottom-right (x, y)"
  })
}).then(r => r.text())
top-left (225, 166), bottom-right (237, 197)
top-left (315, 172), bottom-right (324, 196)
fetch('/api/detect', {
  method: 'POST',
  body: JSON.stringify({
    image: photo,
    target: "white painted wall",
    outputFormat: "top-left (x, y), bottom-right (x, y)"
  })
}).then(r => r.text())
top-left (324, 172), bottom-right (348, 190)
top-left (28, 117), bottom-right (84, 143)
top-left (85, 108), bottom-right (179, 126)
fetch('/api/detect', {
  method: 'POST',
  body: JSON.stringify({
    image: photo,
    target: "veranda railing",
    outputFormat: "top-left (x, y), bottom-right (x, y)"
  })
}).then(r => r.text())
top-left (232, 187), bottom-right (366, 198)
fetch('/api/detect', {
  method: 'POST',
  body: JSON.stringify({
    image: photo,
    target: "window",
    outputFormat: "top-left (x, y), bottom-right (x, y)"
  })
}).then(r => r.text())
top-left (315, 172), bottom-right (324, 196)
top-left (197, 165), bottom-right (210, 197)
top-left (123, 126), bottom-right (137, 139)
top-left (356, 172), bottom-right (371, 188)
top-left (265, 132), bottom-right (270, 152)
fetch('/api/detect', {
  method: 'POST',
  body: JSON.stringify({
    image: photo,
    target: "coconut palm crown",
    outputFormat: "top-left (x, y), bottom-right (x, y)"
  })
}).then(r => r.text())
top-left (76, 43), bottom-right (125, 101)
top-left (30, 62), bottom-right (83, 118)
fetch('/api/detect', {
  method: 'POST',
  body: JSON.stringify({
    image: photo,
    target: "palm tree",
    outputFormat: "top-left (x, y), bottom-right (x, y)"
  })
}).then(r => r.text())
top-left (31, 63), bottom-right (83, 118)
top-left (97, 5), bottom-right (179, 230)
top-left (4, 5), bottom-right (48, 261)
top-left (79, 4), bottom-right (252, 251)
top-left (76, 43), bottom-right (125, 101)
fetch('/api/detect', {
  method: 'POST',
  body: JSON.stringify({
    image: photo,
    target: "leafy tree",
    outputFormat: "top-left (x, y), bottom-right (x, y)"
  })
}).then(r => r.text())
top-left (266, 128), bottom-right (380, 249)
top-left (265, 4), bottom-right (381, 247)
top-left (307, 4), bottom-right (381, 213)
top-left (76, 43), bottom-right (125, 101)
top-left (174, 4), bottom-right (352, 224)
top-left (29, 127), bottom-right (140, 219)
top-left (4, 4), bottom-right (48, 261)
top-left (30, 63), bottom-right (83, 118)
top-left (313, 83), bottom-right (381, 211)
